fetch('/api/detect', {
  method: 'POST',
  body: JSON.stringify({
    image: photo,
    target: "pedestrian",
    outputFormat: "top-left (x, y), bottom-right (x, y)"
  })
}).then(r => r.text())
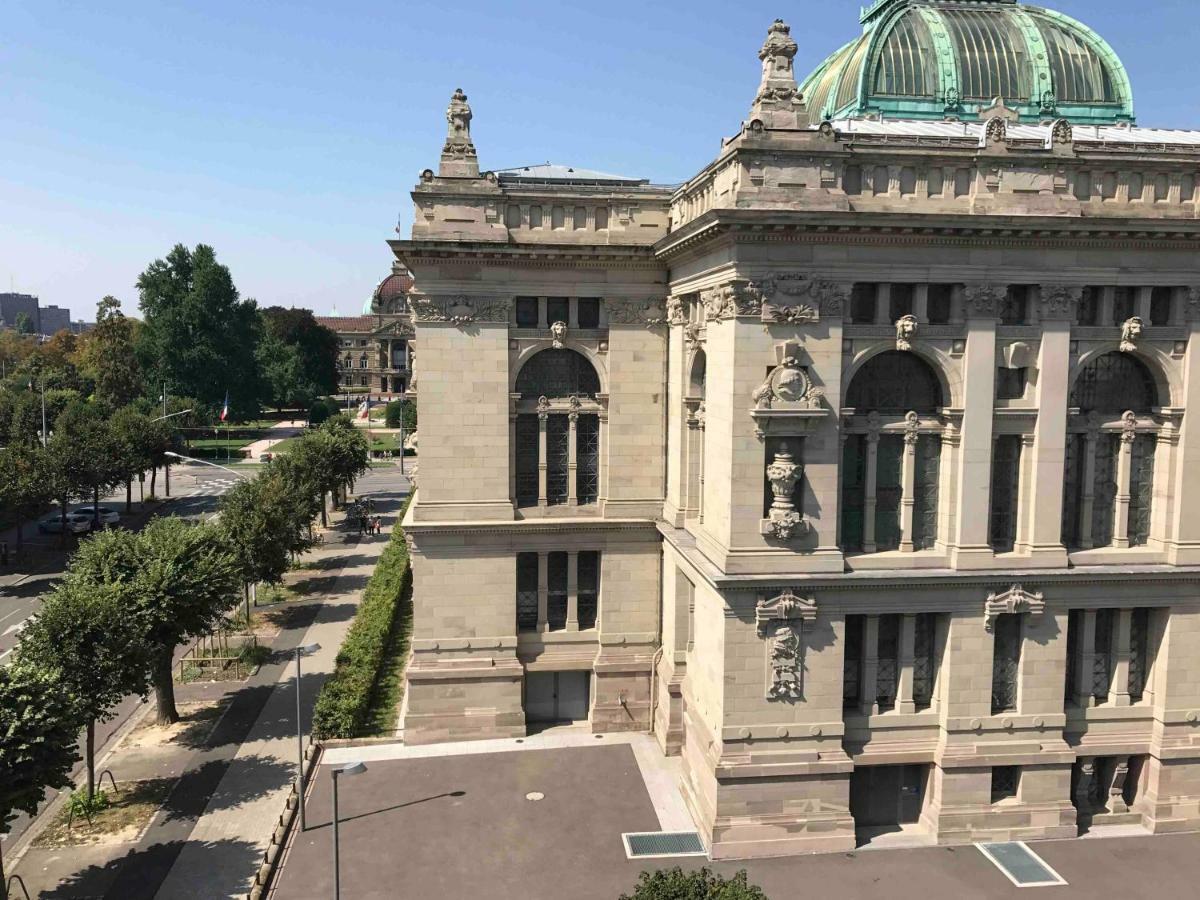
top-left (373, 516), bottom-right (382, 535)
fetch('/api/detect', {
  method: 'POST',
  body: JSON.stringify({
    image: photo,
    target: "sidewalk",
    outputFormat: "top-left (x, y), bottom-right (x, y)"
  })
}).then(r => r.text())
top-left (6, 475), bottom-right (409, 899)
top-left (243, 420), bottom-right (306, 459)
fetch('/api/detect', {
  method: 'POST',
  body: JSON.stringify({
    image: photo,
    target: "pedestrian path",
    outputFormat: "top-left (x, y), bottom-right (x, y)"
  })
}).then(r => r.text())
top-left (243, 420), bottom-right (305, 459)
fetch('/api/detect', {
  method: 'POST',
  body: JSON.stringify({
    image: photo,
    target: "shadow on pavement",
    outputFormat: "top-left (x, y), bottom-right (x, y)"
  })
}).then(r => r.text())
top-left (43, 837), bottom-right (261, 900)
top-left (304, 790), bottom-right (468, 830)
top-left (158, 754), bottom-right (295, 823)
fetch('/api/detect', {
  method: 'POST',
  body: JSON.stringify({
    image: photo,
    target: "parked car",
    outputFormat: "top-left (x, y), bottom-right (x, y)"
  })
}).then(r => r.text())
top-left (258, 452), bottom-right (274, 463)
top-left (74, 506), bottom-right (121, 528)
top-left (37, 511), bottom-right (93, 534)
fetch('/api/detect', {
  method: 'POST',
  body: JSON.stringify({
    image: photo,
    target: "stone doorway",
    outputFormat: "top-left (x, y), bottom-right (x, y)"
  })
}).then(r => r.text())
top-left (525, 671), bottom-right (590, 725)
top-left (850, 764), bottom-right (929, 845)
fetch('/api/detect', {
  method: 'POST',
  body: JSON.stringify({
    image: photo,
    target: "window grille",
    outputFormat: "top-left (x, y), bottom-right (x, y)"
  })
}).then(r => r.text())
top-left (989, 435), bottom-right (1022, 552)
top-left (913, 436), bottom-right (941, 550)
top-left (876, 615), bottom-right (900, 711)
top-left (1149, 288), bottom-right (1172, 326)
top-left (546, 417), bottom-right (570, 505)
top-left (577, 551), bottom-right (599, 630)
top-left (1076, 286), bottom-right (1101, 325)
top-left (577, 415), bottom-right (600, 505)
top-left (577, 298), bottom-right (600, 329)
top-left (516, 553), bottom-right (539, 632)
top-left (991, 766), bottom-right (1020, 803)
top-left (889, 284), bottom-right (915, 321)
top-left (841, 434), bottom-right (867, 552)
top-left (515, 415), bottom-right (539, 505)
top-left (547, 552), bottom-right (568, 631)
top-left (547, 297), bottom-right (569, 326)
top-left (999, 286), bottom-right (1029, 325)
top-left (872, 10), bottom-right (935, 97)
top-left (843, 615), bottom-right (864, 710)
top-left (850, 283), bottom-right (876, 323)
top-left (1033, 17), bottom-right (1117, 103)
top-left (913, 613), bottom-right (937, 710)
top-left (516, 297), bottom-right (539, 327)
top-left (1092, 609), bottom-right (1114, 703)
top-left (991, 614), bottom-right (1021, 714)
top-left (874, 435), bottom-right (904, 552)
top-left (1112, 287), bottom-right (1136, 325)
top-left (1129, 607), bottom-right (1150, 701)
top-left (1062, 433), bottom-right (1086, 547)
top-left (1128, 434), bottom-right (1156, 547)
top-left (941, 9), bottom-right (1031, 100)
top-left (926, 284), bottom-right (953, 324)
top-left (846, 351), bottom-right (943, 413)
top-left (1089, 435), bottom-right (1119, 548)
top-left (515, 349), bottom-right (600, 398)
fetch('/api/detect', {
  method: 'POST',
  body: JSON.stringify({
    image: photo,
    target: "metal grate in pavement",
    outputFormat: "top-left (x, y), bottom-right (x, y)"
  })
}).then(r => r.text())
top-left (622, 831), bottom-right (706, 859)
top-left (976, 842), bottom-right (1068, 887)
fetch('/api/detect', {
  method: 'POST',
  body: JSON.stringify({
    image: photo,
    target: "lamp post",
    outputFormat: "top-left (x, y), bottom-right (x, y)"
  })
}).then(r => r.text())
top-left (293, 642), bottom-right (321, 831)
top-left (331, 761), bottom-right (366, 900)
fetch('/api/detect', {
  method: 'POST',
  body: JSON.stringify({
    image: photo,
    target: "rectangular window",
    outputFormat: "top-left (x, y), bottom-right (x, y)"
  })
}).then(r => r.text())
top-left (546, 416), bottom-right (569, 504)
top-left (577, 551), bottom-right (599, 630)
top-left (954, 168), bottom-right (971, 197)
top-left (1154, 174), bottom-right (1169, 202)
top-left (595, 207), bottom-right (609, 230)
top-left (1077, 286), bottom-right (1101, 326)
top-left (1074, 171), bottom-right (1092, 201)
top-left (1062, 433), bottom-right (1086, 547)
top-left (516, 297), bottom-right (539, 328)
top-left (990, 435), bottom-right (1022, 552)
top-left (1129, 607), bottom-right (1151, 702)
top-left (841, 434), bottom-right (867, 552)
top-left (573, 206), bottom-right (587, 230)
top-left (927, 284), bottom-right (953, 324)
top-left (991, 766), bottom-right (1019, 803)
top-left (991, 613), bottom-right (1021, 714)
top-left (1091, 434), bottom-right (1120, 548)
top-left (505, 205), bottom-right (521, 228)
top-left (850, 284), bottom-right (876, 324)
top-left (547, 552), bottom-right (568, 631)
top-left (1101, 172), bottom-right (1118, 199)
top-left (876, 614), bottom-right (900, 712)
top-left (516, 552), bottom-right (539, 632)
top-left (913, 612), bottom-right (938, 710)
top-left (999, 285), bottom-right (1029, 325)
top-left (889, 284), bottom-right (914, 321)
top-left (529, 205), bottom-right (543, 228)
top-left (1182, 174), bottom-right (1196, 203)
top-left (899, 167), bottom-right (917, 196)
top-left (1149, 287), bottom-right (1172, 326)
top-left (843, 614), bottom-right (864, 710)
top-left (1112, 287), bottom-right (1136, 325)
top-left (927, 167), bottom-right (944, 197)
top-left (996, 367), bottom-right (1027, 400)
top-left (1092, 608), bottom-right (1114, 704)
top-left (843, 165), bottom-right (862, 195)
top-left (577, 414), bottom-right (599, 505)
top-left (1128, 172), bottom-right (1144, 201)
top-left (547, 297), bottom-right (569, 326)
top-left (912, 435), bottom-right (941, 551)
top-left (551, 206), bottom-right (565, 229)
top-left (874, 435), bottom-right (904, 552)
top-left (515, 414), bottom-right (539, 506)
top-left (1128, 433), bottom-right (1156, 547)
top-left (577, 298), bottom-right (600, 329)
top-left (872, 165), bottom-right (890, 196)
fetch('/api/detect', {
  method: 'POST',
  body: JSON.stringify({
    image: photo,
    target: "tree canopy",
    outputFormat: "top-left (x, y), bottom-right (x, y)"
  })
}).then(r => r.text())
top-left (620, 868), bottom-right (769, 900)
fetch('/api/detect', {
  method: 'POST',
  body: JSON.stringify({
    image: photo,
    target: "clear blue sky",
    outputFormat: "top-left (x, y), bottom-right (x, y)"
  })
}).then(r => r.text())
top-left (2, 1), bottom-right (1195, 321)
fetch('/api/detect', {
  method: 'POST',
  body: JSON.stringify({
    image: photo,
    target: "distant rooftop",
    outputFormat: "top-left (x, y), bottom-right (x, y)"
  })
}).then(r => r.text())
top-left (495, 163), bottom-right (648, 185)
top-left (826, 118), bottom-right (1200, 147)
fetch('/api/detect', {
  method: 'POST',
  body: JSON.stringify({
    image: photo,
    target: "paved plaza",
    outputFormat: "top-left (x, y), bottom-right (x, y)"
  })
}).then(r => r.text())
top-left (272, 733), bottom-right (1200, 900)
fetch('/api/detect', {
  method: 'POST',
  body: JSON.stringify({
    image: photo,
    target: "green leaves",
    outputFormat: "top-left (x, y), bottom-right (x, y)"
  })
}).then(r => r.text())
top-left (219, 469), bottom-right (313, 586)
top-left (620, 868), bottom-right (770, 900)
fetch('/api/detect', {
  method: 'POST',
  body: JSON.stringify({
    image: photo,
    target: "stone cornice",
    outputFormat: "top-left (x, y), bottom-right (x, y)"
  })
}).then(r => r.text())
top-left (392, 239), bottom-right (663, 270)
top-left (405, 516), bottom-right (660, 538)
top-left (655, 211), bottom-right (1200, 262)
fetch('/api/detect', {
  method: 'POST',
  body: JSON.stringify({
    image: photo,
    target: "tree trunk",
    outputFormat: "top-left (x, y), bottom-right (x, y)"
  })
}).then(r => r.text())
top-left (59, 495), bottom-right (68, 548)
top-left (320, 492), bottom-right (327, 528)
top-left (86, 718), bottom-right (96, 803)
top-left (14, 511), bottom-right (23, 552)
top-left (150, 465), bottom-right (158, 497)
top-left (153, 645), bottom-right (179, 725)
top-left (126, 480), bottom-right (132, 513)
top-left (244, 583), bottom-right (251, 624)
top-left (93, 485), bottom-right (101, 531)
top-left (165, 461), bottom-right (170, 498)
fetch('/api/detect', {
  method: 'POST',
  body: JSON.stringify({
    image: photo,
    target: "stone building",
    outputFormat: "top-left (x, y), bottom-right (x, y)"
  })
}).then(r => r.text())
top-left (393, 0), bottom-right (1200, 857)
top-left (317, 267), bottom-right (415, 395)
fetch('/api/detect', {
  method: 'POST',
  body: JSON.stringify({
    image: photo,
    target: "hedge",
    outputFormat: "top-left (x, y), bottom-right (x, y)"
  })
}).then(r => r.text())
top-left (312, 493), bottom-right (414, 739)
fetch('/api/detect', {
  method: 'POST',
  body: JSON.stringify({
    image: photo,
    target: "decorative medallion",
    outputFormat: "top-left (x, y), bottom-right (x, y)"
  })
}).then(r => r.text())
top-left (752, 355), bottom-right (822, 410)
top-left (983, 584), bottom-right (1046, 632)
top-left (1051, 118), bottom-right (1073, 147)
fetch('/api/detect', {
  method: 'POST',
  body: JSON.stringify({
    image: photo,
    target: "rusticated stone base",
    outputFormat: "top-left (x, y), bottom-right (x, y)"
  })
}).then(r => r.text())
top-left (401, 659), bottom-right (525, 744)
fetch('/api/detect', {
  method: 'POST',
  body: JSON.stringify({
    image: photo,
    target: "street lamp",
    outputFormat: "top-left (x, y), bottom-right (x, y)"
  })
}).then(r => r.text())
top-left (331, 761), bottom-right (366, 900)
top-left (294, 642), bottom-right (321, 831)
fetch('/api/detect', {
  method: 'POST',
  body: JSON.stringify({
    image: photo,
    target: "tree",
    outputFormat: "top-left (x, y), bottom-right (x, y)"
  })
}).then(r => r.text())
top-left (287, 416), bottom-right (368, 526)
top-left (5, 386), bottom-right (80, 446)
top-left (0, 664), bottom-right (80, 885)
top-left (255, 330), bottom-right (309, 411)
top-left (0, 444), bottom-right (52, 552)
top-left (384, 399), bottom-right (403, 428)
top-left (13, 311), bottom-right (33, 334)
top-left (620, 868), bottom-right (769, 900)
top-left (219, 471), bottom-right (313, 618)
top-left (135, 244), bottom-right (264, 420)
top-left (47, 401), bottom-right (124, 532)
top-left (308, 397), bottom-right (334, 425)
top-left (259, 307), bottom-right (339, 405)
top-left (108, 406), bottom-right (155, 512)
top-left (79, 296), bottom-right (143, 407)
top-left (322, 414), bottom-right (370, 493)
top-left (67, 518), bottom-right (242, 724)
top-left (16, 579), bottom-right (149, 804)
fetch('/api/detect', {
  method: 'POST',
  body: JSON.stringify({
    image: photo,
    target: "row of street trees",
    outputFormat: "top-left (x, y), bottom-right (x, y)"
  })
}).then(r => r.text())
top-left (0, 415), bottom-right (368, 884)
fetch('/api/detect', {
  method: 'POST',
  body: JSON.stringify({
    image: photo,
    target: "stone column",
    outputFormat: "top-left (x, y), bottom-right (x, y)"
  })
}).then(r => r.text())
top-left (1113, 421), bottom-right (1135, 548)
top-left (1075, 758), bottom-right (1096, 816)
top-left (913, 284), bottom-right (929, 322)
top-left (1100, 286), bottom-right (1116, 326)
top-left (1074, 609), bottom-right (1097, 708)
top-left (1108, 758), bottom-right (1131, 814)
top-left (952, 285), bottom-right (999, 567)
top-left (537, 552), bottom-right (549, 631)
top-left (566, 550), bottom-right (579, 631)
top-left (1111, 608), bottom-right (1133, 707)
top-left (859, 615), bottom-right (880, 716)
top-left (875, 283), bottom-right (892, 325)
top-left (567, 412), bottom-right (579, 506)
top-left (899, 424), bottom-right (918, 553)
top-left (537, 296), bottom-right (548, 330)
top-left (1136, 287), bottom-right (1154, 322)
top-left (863, 431), bottom-right (880, 553)
top-left (537, 412), bottom-right (549, 507)
top-left (1168, 295), bottom-right (1200, 563)
top-left (1027, 293), bottom-right (1074, 564)
top-left (896, 613), bottom-right (917, 714)
top-left (1014, 433), bottom-right (1035, 553)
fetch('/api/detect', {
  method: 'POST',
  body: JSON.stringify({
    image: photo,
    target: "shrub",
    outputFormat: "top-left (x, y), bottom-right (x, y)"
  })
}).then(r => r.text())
top-left (384, 400), bottom-right (404, 429)
top-left (309, 399), bottom-right (334, 425)
top-left (312, 493), bottom-right (414, 739)
top-left (620, 868), bottom-right (769, 900)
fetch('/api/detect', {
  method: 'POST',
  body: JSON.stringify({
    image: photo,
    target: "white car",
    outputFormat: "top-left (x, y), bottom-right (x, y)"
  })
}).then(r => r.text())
top-left (75, 506), bottom-right (121, 528)
top-left (37, 511), bottom-right (93, 534)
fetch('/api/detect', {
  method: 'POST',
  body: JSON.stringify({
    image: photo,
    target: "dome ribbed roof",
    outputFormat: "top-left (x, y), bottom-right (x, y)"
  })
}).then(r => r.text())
top-left (364, 270), bottom-right (414, 314)
top-left (799, 0), bottom-right (1133, 125)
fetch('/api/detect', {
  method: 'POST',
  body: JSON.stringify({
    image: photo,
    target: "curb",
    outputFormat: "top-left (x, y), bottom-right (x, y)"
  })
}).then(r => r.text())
top-left (246, 738), bottom-right (321, 900)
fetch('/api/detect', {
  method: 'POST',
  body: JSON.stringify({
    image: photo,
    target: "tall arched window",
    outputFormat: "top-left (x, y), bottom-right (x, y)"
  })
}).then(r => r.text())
top-left (683, 350), bottom-right (706, 520)
top-left (514, 349), bottom-right (603, 508)
top-left (1063, 353), bottom-right (1159, 549)
top-left (842, 351), bottom-right (945, 553)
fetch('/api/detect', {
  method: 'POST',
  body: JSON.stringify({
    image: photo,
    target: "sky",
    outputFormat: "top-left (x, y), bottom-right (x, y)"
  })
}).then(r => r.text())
top-left (2, 0), bottom-right (1196, 321)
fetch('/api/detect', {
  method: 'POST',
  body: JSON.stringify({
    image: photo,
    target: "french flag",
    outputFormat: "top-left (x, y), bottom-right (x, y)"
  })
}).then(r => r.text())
top-left (220, 391), bottom-right (229, 422)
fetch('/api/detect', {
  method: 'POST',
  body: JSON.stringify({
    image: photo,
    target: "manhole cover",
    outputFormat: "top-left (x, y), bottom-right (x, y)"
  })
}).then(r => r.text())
top-left (525, 791), bottom-right (545, 801)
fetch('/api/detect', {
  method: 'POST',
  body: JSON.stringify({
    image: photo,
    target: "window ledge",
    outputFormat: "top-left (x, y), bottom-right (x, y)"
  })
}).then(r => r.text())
top-left (843, 711), bottom-right (940, 729)
top-left (515, 503), bottom-right (601, 519)
top-left (845, 550), bottom-right (950, 571)
top-left (1067, 548), bottom-right (1165, 566)
top-left (517, 630), bottom-right (599, 647)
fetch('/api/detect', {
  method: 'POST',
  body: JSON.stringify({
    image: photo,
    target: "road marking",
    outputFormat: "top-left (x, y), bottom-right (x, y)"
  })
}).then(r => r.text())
top-left (2, 620), bottom-right (28, 637)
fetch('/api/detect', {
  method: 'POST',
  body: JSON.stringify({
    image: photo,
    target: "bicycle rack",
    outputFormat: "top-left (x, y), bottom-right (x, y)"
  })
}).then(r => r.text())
top-left (6, 873), bottom-right (32, 900)
top-left (99, 769), bottom-right (119, 796)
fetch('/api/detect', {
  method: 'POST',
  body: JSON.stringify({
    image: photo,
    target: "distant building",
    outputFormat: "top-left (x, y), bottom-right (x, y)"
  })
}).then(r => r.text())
top-left (38, 305), bottom-right (70, 336)
top-left (0, 293), bottom-right (39, 332)
top-left (316, 266), bottom-right (415, 395)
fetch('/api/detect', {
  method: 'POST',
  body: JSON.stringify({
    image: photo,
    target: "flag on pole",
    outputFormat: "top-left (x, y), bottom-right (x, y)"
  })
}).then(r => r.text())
top-left (220, 391), bottom-right (229, 422)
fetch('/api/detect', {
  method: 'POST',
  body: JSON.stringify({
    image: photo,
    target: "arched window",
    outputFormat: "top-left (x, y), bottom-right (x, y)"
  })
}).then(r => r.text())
top-left (1063, 353), bottom-right (1160, 550)
top-left (514, 350), bottom-right (603, 508)
top-left (842, 352), bottom-right (945, 553)
top-left (683, 350), bottom-right (706, 520)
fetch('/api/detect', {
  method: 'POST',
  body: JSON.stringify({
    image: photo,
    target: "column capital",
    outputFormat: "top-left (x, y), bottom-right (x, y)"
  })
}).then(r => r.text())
top-left (963, 283), bottom-right (1004, 319)
top-left (1038, 284), bottom-right (1083, 321)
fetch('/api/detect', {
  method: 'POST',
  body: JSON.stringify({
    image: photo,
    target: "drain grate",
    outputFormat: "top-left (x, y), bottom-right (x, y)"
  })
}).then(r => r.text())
top-left (622, 832), bottom-right (706, 859)
top-left (976, 842), bottom-right (1068, 888)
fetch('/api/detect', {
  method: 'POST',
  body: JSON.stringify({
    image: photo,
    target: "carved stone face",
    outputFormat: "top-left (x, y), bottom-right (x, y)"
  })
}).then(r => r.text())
top-left (774, 365), bottom-right (808, 402)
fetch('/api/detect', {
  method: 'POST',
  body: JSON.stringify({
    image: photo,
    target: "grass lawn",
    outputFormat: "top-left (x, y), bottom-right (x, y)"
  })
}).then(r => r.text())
top-left (187, 436), bottom-right (258, 450)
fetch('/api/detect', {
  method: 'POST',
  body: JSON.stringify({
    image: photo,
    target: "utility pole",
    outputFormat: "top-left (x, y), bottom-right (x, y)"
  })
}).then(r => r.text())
top-left (40, 375), bottom-right (47, 448)
top-left (398, 397), bottom-right (406, 475)
top-left (163, 382), bottom-right (171, 498)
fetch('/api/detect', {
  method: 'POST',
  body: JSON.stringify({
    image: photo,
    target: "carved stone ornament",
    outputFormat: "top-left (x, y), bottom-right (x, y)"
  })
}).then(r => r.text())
top-left (755, 588), bottom-right (818, 701)
top-left (964, 283), bottom-right (1003, 318)
top-left (895, 314), bottom-right (918, 351)
top-left (409, 294), bottom-right (512, 325)
top-left (1051, 118), bottom-right (1073, 147)
top-left (550, 320), bottom-right (567, 349)
top-left (762, 443), bottom-right (810, 541)
top-left (757, 273), bottom-right (848, 324)
top-left (606, 298), bottom-right (668, 326)
top-left (683, 323), bottom-right (703, 351)
top-left (1039, 284), bottom-right (1082, 320)
top-left (568, 394), bottom-right (582, 422)
top-left (985, 117), bottom-right (1008, 145)
top-left (748, 19), bottom-right (806, 130)
top-left (983, 584), bottom-right (1046, 632)
top-left (536, 395), bottom-right (550, 419)
top-left (1120, 316), bottom-right (1144, 353)
top-left (1121, 409), bottom-right (1138, 444)
top-left (903, 410), bottom-right (920, 447)
top-left (701, 280), bottom-right (764, 321)
top-left (1186, 287), bottom-right (1200, 323)
top-left (944, 86), bottom-right (962, 111)
top-left (752, 357), bottom-right (823, 411)
top-left (666, 295), bottom-right (687, 326)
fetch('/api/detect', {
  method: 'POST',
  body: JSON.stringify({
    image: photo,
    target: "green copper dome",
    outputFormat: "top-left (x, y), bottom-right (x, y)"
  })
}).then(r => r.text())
top-left (799, 0), bottom-right (1134, 125)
